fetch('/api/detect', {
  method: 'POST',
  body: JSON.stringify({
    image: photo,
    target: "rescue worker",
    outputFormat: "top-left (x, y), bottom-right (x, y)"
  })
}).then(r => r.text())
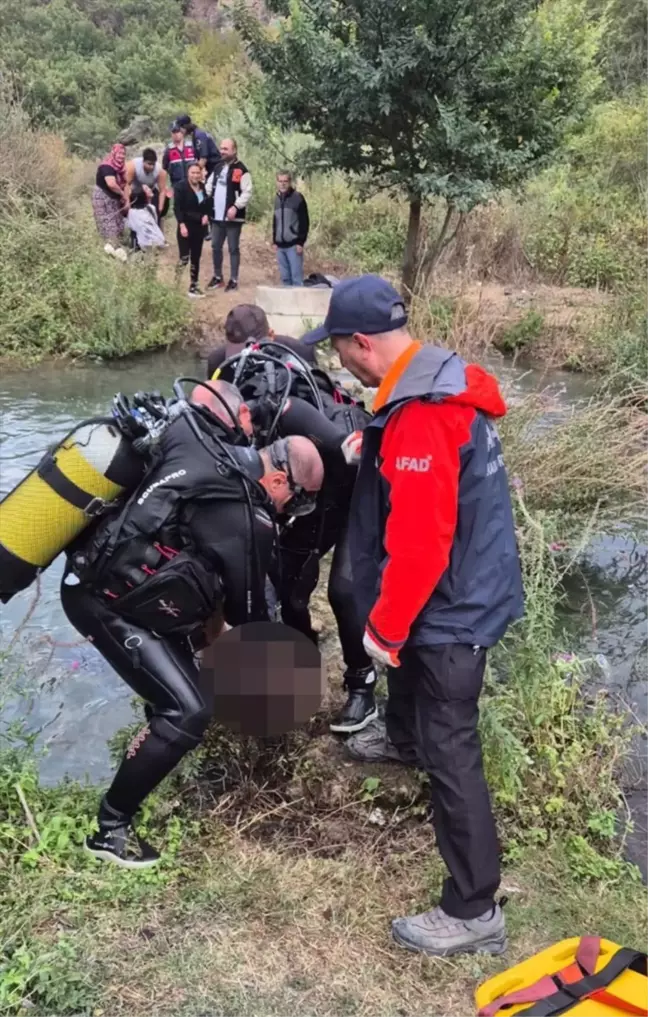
top-left (162, 122), bottom-right (198, 196)
top-left (62, 400), bottom-right (324, 869)
top-left (174, 113), bottom-right (220, 177)
top-left (206, 304), bottom-right (316, 376)
top-left (302, 274), bottom-right (524, 957)
top-left (203, 355), bottom-right (378, 734)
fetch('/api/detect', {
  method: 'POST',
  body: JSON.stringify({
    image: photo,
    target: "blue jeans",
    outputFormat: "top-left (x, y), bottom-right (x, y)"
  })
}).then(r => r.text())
top-left (276, 245), bottom-right (304, 286)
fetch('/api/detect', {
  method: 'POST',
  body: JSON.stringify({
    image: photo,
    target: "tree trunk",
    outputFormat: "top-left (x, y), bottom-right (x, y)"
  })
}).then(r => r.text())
top-left (424, 201), bottom-right (455, 279)
top-left (402, 196), bottom-right (422, 296)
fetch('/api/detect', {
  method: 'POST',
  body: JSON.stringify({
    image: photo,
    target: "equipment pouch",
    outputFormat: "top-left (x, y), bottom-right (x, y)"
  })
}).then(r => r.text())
top-left (106, 551), bottom-right (221, 636)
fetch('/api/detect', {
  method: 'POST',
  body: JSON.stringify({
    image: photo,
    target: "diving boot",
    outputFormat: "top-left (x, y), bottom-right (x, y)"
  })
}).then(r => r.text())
top-left (329, 667), bottom-right (377, 734)
top-left (85, 797), bottom-right (160, 870)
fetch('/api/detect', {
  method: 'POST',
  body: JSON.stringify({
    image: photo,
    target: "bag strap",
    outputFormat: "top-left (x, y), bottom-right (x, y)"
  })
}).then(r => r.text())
top-left (549, 948), bottom-right (648, 1015)
top-left (478, 976), bottom-right (560, 1017)
top-left (479, 939), bottom-right (648, 1017)
top-left (575, 936), bottom-right (600, 976)
top-left (590, 991), bottom-right (648, 1016)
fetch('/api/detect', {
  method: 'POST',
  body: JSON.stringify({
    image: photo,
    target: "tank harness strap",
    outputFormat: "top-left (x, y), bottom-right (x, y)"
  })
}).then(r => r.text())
top-left (478, 938), bottom-right (648, 1017)
top-left (37, 453), bottom-right (106, 517)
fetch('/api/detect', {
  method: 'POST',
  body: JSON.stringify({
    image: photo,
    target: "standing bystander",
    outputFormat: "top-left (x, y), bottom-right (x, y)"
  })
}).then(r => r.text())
top-left (272, 170), bottom-right (309, 287)
top-left (163, 122), bottom-right (199, 267)
top-left (92, 143), bottom-right (128, 260)
top-left (205, 139), bottom-right (252, 292)
top-left (162, 123), bottom-right (197, 194)
top-left (174, 114), bottom-right (220, 177)
top-left (302, 274), bottom-right (524, 958)
top-left (173, 164), bottom-right (210, 298)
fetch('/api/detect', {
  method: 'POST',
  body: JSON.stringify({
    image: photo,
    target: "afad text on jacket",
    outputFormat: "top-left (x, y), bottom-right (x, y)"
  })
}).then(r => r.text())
top-left (349, 343), bottom-right (524, 652)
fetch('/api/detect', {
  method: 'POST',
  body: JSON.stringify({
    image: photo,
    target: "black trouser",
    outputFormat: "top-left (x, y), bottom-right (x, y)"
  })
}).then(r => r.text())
top-left (211, 221), bottom-right (242, 282)
top-left (177, 221), bottom-right (204, 285)
top-left (273, 508), bottom-right (372, 680)
top-left (386, 643), bottom-right (500, 919)
top-left (61, 580), bottom-right (212, 821)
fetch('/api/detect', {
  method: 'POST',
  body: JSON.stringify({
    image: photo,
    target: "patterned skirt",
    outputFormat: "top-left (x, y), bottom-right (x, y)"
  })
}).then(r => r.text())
top-left (91, 185), bottom-right (125, 241)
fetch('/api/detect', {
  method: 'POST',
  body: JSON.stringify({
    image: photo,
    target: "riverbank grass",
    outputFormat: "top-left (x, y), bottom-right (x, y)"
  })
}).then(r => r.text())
top-left (0, 744), bottom-right (645, 1017)
top-left (1, 324), bottom-right (646, 1014)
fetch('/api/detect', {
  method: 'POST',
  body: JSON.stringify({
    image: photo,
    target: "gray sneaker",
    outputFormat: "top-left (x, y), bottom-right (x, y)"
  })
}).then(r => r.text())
top-left (344, 718), bottom-right (415, 765)
top-left (391, 904), bottom-right (507, 957)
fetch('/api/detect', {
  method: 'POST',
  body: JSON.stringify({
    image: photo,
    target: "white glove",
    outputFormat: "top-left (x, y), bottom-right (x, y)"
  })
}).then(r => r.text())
top-left (341, 430), bottom-right (363, 466)
top-left (362, 628), bottom-right (401, 669)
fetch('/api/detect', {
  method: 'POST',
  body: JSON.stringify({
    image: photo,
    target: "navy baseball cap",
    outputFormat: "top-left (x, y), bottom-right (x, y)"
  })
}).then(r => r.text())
top-left (301, 275), bottom-right (408, 345)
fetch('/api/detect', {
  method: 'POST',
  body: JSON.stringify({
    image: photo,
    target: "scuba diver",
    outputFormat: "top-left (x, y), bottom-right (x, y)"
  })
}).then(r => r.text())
top-left (207, 342), bottom-right (377, 735)
top-left (60, 392), bottom-right (324, 868)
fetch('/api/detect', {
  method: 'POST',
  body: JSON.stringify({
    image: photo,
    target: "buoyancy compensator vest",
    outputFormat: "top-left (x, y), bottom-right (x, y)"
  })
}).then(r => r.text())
top-left (0, 390), bottom-right (173, 605)
top-left (68, 402), bottom-right (270, 635)
top-left (212, 339), bottom-right (367, 444)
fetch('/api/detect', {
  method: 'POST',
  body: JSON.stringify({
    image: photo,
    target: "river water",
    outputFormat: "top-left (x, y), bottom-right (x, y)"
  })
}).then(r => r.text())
top-left (0, 348), bottom-right (645, 870)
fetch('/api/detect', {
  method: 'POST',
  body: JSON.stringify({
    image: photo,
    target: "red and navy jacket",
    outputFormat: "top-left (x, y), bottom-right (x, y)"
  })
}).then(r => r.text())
top-left (162, 140), bottom-right (197, 189)
top-left (349, 341), bottom-right (524, 653)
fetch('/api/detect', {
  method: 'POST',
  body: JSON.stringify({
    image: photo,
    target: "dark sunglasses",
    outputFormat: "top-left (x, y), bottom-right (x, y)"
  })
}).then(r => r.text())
top-left (269, 439), bottom-right (318, 517)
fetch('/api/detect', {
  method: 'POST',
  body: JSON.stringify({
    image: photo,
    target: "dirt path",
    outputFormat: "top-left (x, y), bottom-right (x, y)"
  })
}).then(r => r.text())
top-left (158, 221), bottom-right (611, 364)
top-left (158, 224), bottom-right (281, 348)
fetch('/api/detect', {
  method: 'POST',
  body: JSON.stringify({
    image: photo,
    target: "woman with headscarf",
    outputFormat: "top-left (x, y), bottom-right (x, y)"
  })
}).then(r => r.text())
top-left (92, 143), bottom-right (128, 260)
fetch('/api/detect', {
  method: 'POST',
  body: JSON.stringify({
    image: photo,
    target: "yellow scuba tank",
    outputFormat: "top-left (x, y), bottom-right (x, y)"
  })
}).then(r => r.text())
top-left (0, 418), bottom-right (146, 604)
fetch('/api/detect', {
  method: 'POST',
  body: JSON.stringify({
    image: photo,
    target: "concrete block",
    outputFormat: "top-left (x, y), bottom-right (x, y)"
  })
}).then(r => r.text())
top-left (256, 285), bottom-right (331, 338)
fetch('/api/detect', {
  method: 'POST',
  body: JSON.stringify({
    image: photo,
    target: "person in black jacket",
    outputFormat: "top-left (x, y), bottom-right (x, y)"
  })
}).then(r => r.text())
top-left (273, 171), bottom-right (309, 287)
top-left (173, 163), bottom-right (210, 297)
top-left (204, 349), bottom-right (378, 735)
top-left (61, 408), bottom-right (324, 869)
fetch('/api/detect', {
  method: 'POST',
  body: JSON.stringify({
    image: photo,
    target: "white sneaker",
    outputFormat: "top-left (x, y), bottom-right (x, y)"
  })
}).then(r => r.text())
top-left (104, 243), bottom-right (115, 256)
top-left (113, 247), bottom-right (128, 263)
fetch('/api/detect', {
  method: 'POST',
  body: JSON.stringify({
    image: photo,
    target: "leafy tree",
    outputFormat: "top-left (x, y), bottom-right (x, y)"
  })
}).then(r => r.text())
top-left (0, 0), bottom-right (196, 153)
top-left (588, 0), bottom-right (647, 95)
top-left (234, 0), bottom-right (601, 290)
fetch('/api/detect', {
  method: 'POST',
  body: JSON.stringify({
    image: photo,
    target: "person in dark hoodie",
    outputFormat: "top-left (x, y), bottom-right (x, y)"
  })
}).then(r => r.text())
top-left (174, 113), bottom-right (220, 177)
top-left (302, 274), bottom-right (524, 959)
top-left (272, 170), bottom-right (309, 287)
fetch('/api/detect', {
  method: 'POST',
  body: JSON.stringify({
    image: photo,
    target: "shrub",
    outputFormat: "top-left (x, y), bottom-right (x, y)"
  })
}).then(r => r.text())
top-left (0, 209), bottom-right (188, 362)
top-left (0, 0), bottom-right (199, 154)
top-left (499, 389), bottom-right (647, 517)
top-left (481, 499), bottom-right (637, 868)
top-left (496, 310), bottom-right (546, 353)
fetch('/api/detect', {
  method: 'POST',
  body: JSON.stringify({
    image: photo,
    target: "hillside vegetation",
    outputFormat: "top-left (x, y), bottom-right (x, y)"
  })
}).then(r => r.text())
top-left (0, 1), bottom-right (645, 384)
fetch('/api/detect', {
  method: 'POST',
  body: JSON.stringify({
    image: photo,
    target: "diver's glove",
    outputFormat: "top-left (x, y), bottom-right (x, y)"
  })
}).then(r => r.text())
top-left (362, 628), bottom-right (401, 669)
top-left (341, 430), bottom-right (363, 466)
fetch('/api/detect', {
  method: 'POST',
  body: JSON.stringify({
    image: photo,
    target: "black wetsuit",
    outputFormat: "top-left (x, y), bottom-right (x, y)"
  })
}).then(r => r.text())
top-left (61, 413), bottom-right (274, 822)
top-left (267, 393), bottom-right (373, 680)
